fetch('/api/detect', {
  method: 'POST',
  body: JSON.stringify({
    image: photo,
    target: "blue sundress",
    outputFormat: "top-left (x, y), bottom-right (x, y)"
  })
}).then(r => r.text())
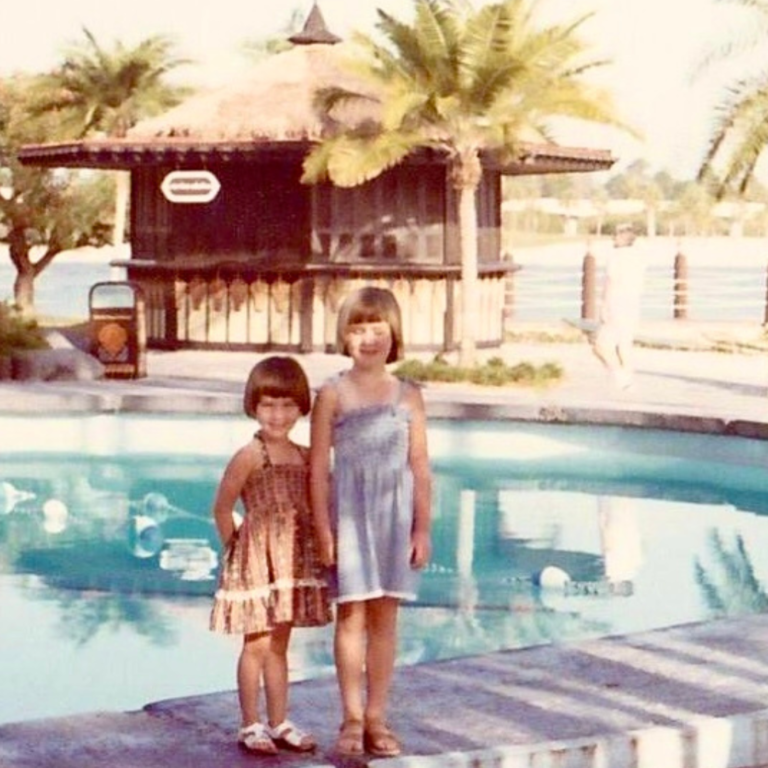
top-left (331, 377), bottom-right (418, 603)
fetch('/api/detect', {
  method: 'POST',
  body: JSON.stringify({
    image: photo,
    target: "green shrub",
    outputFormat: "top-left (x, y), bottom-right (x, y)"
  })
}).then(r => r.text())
top-left (396, 356), bottom-right (466, 383)
top-left (395, 354), bottom-right (562, 387)
top-left (0, 302), bottom-right (49, 357)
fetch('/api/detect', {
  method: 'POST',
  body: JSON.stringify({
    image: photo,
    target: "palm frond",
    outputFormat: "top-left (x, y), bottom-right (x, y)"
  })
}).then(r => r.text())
top-left (302, 133), bottom-right (416, 187)
top-left (313, 84), bottom-right (378, 115)
top-left (461, 3), bottom-right (519, 103)
top-left (306, 0), bottom-right (625, 188)
top-left (692, 0), bottom-right (768, 78)
top-left (301, 141), bottom-right (335, 184)
top-left (381, 90), bottom-right (431, 132)
top-left (29, 27), bottom-right (189, 139)
top-left (698, 71), bottom-right (768, 195)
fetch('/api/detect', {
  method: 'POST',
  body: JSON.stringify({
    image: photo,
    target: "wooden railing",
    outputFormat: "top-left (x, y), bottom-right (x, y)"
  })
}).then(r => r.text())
top-left (504, 253), bottom-right (768, 325)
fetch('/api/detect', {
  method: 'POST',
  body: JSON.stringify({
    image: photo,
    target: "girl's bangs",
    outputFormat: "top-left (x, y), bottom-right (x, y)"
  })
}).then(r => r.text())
top-left (347, 305), bottom-right (386, 325)
top-left (261, 384), bottom-right (293, 399)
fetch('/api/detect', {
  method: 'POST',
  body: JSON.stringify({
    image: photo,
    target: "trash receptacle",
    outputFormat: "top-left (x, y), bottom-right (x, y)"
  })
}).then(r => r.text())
top-left (89, 281), bottom-right (147, 379)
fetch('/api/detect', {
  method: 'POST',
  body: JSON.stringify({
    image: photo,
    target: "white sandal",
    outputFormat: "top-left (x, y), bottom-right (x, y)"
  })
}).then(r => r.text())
top-left (267, 719), bottom-right (316, 752)
top-left (237, 721), bottom-right (277, 755)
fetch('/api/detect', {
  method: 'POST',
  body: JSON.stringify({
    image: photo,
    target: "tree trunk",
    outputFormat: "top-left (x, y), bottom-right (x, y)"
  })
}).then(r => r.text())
top-left (451, 149), bottom-right (482, 369)
top-left (458, 183), bottom-right (479, 368)
top-left (8, 229), bottom-right (36, 313)
top-left (8, 231), bottom-right (62, 315)
top-left (113, 170), bottom-right (130, 247)
top-left (13, 269), bottom-right (35, 313)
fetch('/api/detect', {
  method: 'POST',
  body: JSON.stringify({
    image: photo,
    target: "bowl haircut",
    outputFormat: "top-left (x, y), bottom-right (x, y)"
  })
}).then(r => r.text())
top-left (243, 356), bottom-right (311, 418)
top-left (336, 286), bottom-right (404, 363)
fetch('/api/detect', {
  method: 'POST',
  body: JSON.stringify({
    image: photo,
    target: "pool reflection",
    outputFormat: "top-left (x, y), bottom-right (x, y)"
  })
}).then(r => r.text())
top-left (2, 443), bottom-right (768, 723)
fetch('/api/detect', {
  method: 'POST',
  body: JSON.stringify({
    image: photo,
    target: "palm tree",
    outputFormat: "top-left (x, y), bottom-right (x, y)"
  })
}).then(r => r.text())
top-left (31, 28), bottom-right (192, 246)
top-left (301, 0), bottom-right (628, 366)
top-left (0, 75), bottom-right (115, 311)
top-left (695, 0), bottom-right (768, 197)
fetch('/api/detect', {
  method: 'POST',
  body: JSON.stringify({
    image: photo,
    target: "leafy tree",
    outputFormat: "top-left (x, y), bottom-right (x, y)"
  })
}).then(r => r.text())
top-left (301, 0), bottom-right (627, 365)
top-left (668, 181), bottom-right (715, 237)
top-left (603, 159), bottom-right (663, 234)
top-left (694, 0), bottom-right (768, 197)
top-left (30, 28), bottom-right (192, 245)
top-left (652, 170), bottom-right (686, 201)
top-left (0, 76), bottom-right (113, 311)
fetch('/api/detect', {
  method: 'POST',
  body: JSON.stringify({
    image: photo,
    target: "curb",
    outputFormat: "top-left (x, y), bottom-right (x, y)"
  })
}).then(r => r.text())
top-left (375, 709), bottom-right (768, 768)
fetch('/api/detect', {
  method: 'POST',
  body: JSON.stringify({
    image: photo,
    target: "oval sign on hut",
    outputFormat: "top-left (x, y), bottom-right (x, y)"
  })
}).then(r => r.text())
top-left (161, 170), bottom-right (221, 204)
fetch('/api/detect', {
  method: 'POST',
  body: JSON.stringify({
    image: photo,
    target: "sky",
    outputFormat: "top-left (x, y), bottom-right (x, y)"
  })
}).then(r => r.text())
top-left (0, 0), bottom-right (755, 180)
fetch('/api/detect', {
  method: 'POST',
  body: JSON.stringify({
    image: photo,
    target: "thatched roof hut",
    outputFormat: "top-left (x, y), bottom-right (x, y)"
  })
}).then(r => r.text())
top-left (17, 3), bottom-right (614, 356)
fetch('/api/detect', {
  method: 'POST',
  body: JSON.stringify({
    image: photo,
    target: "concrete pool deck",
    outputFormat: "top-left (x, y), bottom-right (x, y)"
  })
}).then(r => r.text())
top-left (2, 321), bottom-right (768, 768)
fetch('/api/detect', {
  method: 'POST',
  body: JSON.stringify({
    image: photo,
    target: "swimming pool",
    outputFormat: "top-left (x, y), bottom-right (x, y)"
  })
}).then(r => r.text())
top-left (2, 414), bottom-right (768, 725)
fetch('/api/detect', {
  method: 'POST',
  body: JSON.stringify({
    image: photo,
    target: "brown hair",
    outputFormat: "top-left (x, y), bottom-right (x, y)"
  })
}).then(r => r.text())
top-left (336, 286), bottom-right (404, 363)
top-left (243, 356), bottom-right (311, 418)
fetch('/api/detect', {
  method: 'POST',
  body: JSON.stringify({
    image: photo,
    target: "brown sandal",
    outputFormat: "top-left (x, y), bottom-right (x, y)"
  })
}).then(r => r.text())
top-left (363, 720), bottom-right (401, 757)
top-left (335, 719), bottom-right (364, 756)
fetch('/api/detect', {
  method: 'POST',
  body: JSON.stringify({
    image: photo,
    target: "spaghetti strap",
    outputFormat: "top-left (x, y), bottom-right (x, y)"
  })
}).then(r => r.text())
top-left (255, 432), bottom-right (272, 467)
top-left (393, 378), bottom-right (406, 406)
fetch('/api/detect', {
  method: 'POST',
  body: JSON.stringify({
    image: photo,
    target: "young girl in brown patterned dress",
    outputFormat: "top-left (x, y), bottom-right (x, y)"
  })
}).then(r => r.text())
top-left (210, 356), bottom-right (331, 755)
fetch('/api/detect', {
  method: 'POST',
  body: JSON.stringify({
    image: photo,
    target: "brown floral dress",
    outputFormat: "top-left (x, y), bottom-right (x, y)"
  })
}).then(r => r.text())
top-left (209, 434), bottom-right (331, 635)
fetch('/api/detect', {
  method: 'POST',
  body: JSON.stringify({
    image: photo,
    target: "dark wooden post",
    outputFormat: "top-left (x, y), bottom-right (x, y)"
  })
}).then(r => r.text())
top-left (673, 249), bottom-right (688, 320)
top-left (502, 252), bottom-right (515, 328)
top-left (299, 277), bottom-right (315, 353)
top-left (581, 248), bottom-right (596, 320)
top-left (444, 274), bottom-right (456, 351)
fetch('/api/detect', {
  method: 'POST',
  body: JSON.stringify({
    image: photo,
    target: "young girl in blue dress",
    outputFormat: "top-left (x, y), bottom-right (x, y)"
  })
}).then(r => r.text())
top-left (310, 287), bottom-right (432, 757)
top-left (210, 356), bottom-right (331, 755)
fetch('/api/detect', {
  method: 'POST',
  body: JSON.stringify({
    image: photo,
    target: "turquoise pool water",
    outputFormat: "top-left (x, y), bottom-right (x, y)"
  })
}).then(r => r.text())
top-left (2, 414), bottom-right (768, 725)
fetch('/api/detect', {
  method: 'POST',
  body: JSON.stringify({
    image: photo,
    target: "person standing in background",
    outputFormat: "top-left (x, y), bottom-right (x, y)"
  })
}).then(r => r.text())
top-left (591, 224), bottom-right (646, 389)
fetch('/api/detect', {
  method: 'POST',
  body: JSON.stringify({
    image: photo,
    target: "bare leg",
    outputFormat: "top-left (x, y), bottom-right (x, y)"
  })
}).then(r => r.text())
top-left (361, 597), bottom-right (402, 756)
top-left (237, 632), bottom-right (270, 727)
top-left (593, 326), bottom-right (632, 387)
top-left (264, 623), bottom-right (291, 727)
top-left (616, 339), bottom-right (635, 376)
top-left (335, 601), bottom-right (367, 724)
top-left (363, 597), bottom-right (399, 725)
top-left (334, 601), bottom-right (366, 754)
top-left (591, 326), bottom-right (617, 369)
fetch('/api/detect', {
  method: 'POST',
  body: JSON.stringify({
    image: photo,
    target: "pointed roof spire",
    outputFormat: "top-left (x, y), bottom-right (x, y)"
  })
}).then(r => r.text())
top-left (289, 2), bottom-right (341, 45)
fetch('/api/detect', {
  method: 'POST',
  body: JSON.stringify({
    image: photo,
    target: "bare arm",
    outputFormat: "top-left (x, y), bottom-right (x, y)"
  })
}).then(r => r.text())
top-left (212, 443), bottom-right (257, 546)
top-left (309, 383), bottom-right (337, 566)
top-left (405, 382), bottom-right (432, 569)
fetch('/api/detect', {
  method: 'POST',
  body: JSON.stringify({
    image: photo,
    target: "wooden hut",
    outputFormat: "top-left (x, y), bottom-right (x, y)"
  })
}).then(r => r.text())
top-left (19, 3), bottom-right (614, 353)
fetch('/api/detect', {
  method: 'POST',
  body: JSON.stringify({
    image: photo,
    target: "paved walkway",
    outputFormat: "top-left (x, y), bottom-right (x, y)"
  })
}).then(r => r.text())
top-left (2, 321), bottom-right (768, 429)
top-left (2, 323), bottom-right (768, 768)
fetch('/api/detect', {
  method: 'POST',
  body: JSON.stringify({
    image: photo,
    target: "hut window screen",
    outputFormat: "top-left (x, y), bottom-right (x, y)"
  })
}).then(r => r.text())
top-left (477, 171), bottom-right (502, 263)
top-left (311, 166), bottom-right (445, 265)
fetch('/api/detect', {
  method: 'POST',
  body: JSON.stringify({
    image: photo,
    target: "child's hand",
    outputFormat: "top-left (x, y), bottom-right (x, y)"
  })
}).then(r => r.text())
top-left (410, 530), bottom-right (431, 570)
top-left (316, 529), bottom-right (336, 567)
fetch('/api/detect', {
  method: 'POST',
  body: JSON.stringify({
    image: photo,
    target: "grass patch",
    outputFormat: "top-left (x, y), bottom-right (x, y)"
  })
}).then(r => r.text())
top-left (395, 355), bottom-right (563, 387)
